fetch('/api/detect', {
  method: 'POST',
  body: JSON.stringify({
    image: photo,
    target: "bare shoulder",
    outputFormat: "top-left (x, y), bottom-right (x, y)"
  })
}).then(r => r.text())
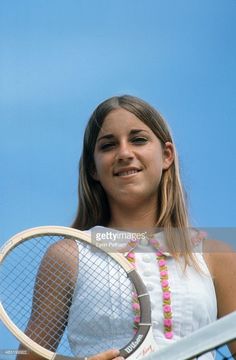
top-left (203, 238), bottom-right (235, 278)
top-left (46, 237), bottom-right (78, 261)
top-left (203, 238), bottom-right (236, 314)
top-left (203, 238), bottom-right (234, 252)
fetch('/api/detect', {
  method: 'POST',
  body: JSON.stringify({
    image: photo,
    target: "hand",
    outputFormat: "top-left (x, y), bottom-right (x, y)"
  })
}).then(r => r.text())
top-left (88, 349), bottom-right (124, 360)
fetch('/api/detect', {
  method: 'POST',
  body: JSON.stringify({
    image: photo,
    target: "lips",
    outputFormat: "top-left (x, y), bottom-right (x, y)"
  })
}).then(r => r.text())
top-left (114, 168), bottom-right (142, 177)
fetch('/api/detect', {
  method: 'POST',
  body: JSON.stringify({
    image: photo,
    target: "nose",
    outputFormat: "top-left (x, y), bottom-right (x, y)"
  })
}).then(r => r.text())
top-left (116, 140), bottom-right (134, 161)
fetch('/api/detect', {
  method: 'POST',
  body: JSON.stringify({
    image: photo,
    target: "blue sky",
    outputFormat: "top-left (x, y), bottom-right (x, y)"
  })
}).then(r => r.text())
top-left (0, 0), bottom-right (235, 357)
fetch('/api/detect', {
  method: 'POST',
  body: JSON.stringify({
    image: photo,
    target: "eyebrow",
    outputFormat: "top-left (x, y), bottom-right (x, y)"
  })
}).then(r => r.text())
top-left (97, 129), bottom-right (149, 142)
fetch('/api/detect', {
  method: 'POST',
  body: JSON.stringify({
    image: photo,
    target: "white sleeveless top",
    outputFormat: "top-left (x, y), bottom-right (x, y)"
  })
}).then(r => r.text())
top-left (67, 226), bottom-right (217, 358)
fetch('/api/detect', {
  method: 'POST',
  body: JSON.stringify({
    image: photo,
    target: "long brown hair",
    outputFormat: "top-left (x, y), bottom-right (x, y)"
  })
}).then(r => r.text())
top-left (72, 95), bottom-right (198, 267)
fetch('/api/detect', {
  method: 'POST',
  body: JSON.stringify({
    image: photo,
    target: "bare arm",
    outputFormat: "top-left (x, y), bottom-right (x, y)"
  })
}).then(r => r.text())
top-left (204, 239), bottom-right (236, 358)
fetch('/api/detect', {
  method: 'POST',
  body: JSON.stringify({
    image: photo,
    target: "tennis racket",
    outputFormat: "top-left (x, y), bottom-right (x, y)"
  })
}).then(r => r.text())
top-left (0, 226), bottom-right (157, 360)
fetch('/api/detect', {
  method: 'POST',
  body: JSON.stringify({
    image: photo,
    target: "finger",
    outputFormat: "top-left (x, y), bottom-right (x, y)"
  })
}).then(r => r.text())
top-left (88, 348), bottom-right (122, 360)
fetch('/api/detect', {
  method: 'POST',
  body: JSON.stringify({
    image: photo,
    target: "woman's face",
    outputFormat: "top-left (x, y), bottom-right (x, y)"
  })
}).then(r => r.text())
top-left (93, 108), bottom-right (173, 209)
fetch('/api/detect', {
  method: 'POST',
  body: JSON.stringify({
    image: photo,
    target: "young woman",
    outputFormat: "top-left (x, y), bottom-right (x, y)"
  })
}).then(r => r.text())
top-left (19, 95), bottom-right (236, 360)
top-left (71, 95), bottom-right (236, 359)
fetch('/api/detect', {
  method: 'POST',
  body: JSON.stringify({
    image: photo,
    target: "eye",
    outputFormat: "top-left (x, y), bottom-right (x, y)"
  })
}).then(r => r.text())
top-left (131, 137), bottom-right (148, 144)
top-left (99, 142), bottom-right (115, 151)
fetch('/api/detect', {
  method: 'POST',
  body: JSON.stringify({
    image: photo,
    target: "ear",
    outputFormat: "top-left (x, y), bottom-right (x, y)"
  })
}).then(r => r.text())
top-left (162, 142), bottom-right (174, 170)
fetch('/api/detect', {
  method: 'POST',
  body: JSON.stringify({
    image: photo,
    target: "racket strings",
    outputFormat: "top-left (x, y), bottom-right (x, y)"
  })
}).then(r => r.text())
top-left (61, 241), bottom-right (136, 355)
top-left (26, 241), bottom-right (78, 351)
top-left (1, 247), bottom-right (39, 325)
top-left (1, 236), bottom-right (73, 352)
top-left (75, 242), bottom-right (134, 321)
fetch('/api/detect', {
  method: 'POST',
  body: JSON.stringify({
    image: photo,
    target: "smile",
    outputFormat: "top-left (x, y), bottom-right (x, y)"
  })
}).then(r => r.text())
top-left (115, 169), bottom-right (142, 177)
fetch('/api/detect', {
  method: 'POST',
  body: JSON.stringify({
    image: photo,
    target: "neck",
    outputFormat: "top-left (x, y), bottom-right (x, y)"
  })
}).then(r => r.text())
top-left (108, 199), bottom-right (157, 232)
